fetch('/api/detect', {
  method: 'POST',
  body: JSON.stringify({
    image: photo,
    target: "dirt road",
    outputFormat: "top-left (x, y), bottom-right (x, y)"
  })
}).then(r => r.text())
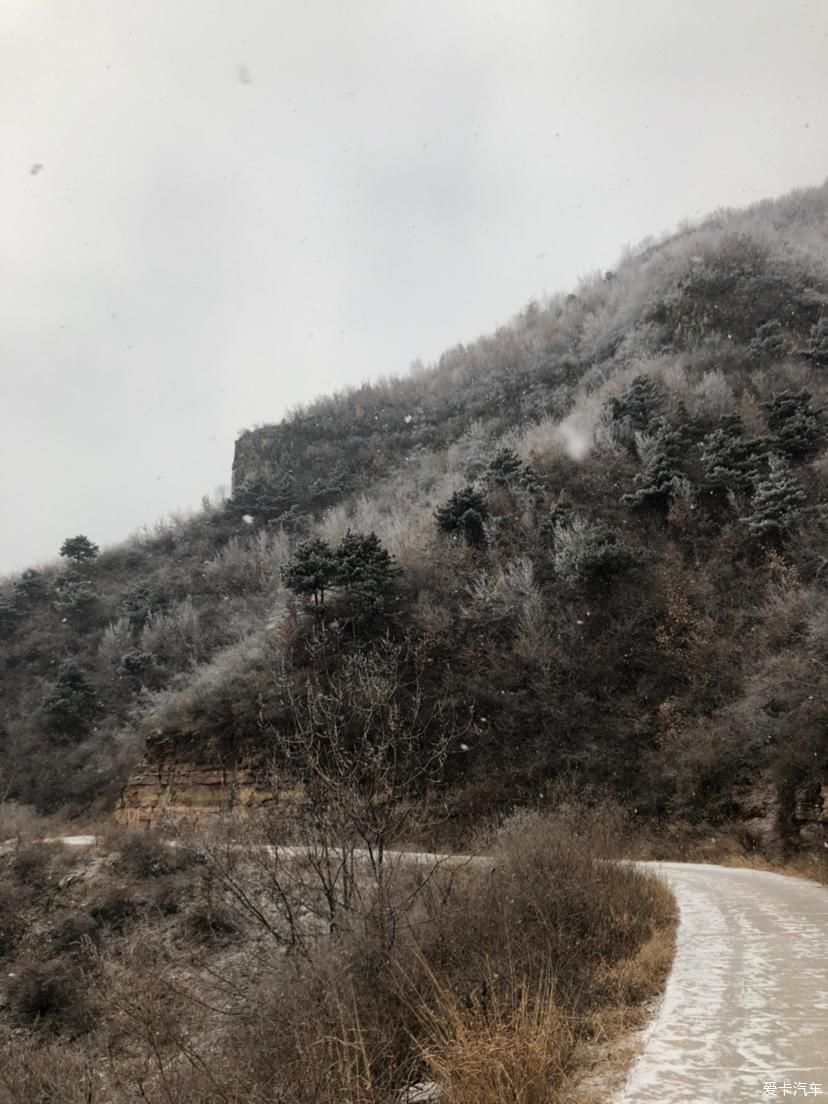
top-left (617, 862), bottom-right (828, 1103)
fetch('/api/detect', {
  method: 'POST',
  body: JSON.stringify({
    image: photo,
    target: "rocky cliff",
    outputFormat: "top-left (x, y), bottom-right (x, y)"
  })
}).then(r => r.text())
top-left (115, 759), bottom-right (308, 828)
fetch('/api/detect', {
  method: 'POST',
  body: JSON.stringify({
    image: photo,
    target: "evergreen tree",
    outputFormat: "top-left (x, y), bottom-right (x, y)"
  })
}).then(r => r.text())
top-left (434, 485), bottom-right (490, 548)
top-left (0, 594), bottom-right (21, 638)
top-left (282, 537), bottom-right (336, 608)
top-left (487, 447), bottom-right (524, 487)
top-left (809, 315), bottom-right (828, 365)
top-left (763, 390), bottom-right (825, 463)
top-left (486, 447), bottom-right (544, 505)
top-left (231, 472), bottom-right (295, 521)
top-left (332, 530), bottom-right (401, 624)
top-left (52, 573), bottom-right (98, 625)
top-left (539, 489), bottom-right (574, 543)
top-left (607, 375), bottom-right (663, 433)
top-left (741, 454), bottom-right (808, 544)
top-left (42, 661), bottom-right (101, 743)
top-left (672, 400), bottom-right (707, 446)
top-left (307, 462), bottom-right (351, 509)
top-left (121, 582), bottom-right (166, 631)
top-left (700, 415), bottom-right (767, 510)
top-left (116, 650), bottom-right (159, 688)
top-left (621, 417), bottom-right (685, 515)
top-left (15, 569), bottom-right (47, 603)
top-left (553, 519), bottom-right (643, 594)
top-left (749, 319), bottom-right (788, 361)
top-left (59, 535), bottom-right (99, 565)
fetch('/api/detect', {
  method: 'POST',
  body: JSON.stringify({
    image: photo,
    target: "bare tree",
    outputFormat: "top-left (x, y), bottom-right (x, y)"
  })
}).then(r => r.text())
top-left (193, 636), bottom-right (472, 956)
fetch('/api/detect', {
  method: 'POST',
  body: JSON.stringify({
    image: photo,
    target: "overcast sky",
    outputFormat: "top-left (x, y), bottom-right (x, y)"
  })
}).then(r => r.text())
top-left (2, 0), bottom-right (827, 573)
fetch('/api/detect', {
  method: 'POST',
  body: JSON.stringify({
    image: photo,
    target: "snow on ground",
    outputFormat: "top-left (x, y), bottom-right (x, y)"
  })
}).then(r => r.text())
top-left (617, 863), bottom-right (828, 1103)
top-left (10, 837), bottom-right (827, 1103)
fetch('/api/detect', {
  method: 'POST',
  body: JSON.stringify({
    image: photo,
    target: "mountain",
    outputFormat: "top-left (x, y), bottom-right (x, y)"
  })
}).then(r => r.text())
top-left (3, 180), bottom-right (828, 849)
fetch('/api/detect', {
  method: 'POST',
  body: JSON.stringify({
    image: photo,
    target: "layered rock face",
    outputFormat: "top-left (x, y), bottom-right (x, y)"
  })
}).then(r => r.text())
top-left (115, 761), bottom-right (280, 827)
top-left (737, 779), bottom-right (828, 852)
top-left (793, 782), bottom-right (828, 847)
top-left (231, 427), bottom-right (284, 492)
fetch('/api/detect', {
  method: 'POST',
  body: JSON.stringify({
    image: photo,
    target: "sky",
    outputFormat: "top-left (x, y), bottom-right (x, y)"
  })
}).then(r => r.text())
top-left (1, 0), bottom-right (827, 574)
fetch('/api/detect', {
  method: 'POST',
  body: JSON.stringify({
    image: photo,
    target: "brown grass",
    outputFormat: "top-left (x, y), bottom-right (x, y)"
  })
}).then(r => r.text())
top-left (0, 802), bottom-right (678, 1104)
top-left (631, 821), bottom-right (828, 887)
top-left (416, 964), bottom-right (575, 1104)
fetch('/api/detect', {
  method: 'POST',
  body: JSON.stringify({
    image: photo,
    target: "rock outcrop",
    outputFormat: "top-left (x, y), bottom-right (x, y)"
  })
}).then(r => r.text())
top-left (793, 781), bottom-right (828, 847)
top-left (115, 761), bottom-right (291, 827)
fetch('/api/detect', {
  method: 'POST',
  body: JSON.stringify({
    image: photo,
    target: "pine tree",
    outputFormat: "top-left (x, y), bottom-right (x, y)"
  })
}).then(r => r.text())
top-left (52, 573), bottom-right (98, 625)
top-left (486, 447), bottom-right (525, 488)
top-left (607, 375), bottom-right (663, 433)
top-left (741, 454), bottom-right (808, 544)
top-left (539, 489), bottom-right (574, 543)
top-left (282, 537), bottom-right (336, 607)
top-left (121, 582), bottom-right (167, 631)
top-left (15, 569), bottom-right (47, 603)
top-left (332, 530), bottom-right (401, 624)
top-left (42, 661), bottom-right (102, 743)
top-left (553, 518), bottom-right (643, 594)
top-left (763, 390), bottom-right (825, 463)
top-left (434, 485), bottom-right (490, 548)
top-left (809, 315), bottom-right (828, 365)
top-left (116, 650), bottom-right (159, 688)
top-left (749, 319), bottom-right (788, 361)
top-left (621, 418), bottom-right (685, 515)
top-left (486, 447), bottom-right (544, 505)
top-left (59, 535), bottom-right (99, 565)
top-left (673, 400), bottom-right (707, 446)
top-left (700, 415), bottom-right (767, 510)
top-left (0, 594), bottom-right (21, 638)
top-left (232, 474), bottom-right (293, 520)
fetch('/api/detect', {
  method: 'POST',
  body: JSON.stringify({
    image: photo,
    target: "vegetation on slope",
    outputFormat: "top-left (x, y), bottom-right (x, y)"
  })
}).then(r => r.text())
top-left (2, 181), bottom-right (828, 846)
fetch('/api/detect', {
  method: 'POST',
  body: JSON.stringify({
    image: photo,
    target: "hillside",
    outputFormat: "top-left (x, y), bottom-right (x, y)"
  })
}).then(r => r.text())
top-left (3, 180), bottom-right (828, 849)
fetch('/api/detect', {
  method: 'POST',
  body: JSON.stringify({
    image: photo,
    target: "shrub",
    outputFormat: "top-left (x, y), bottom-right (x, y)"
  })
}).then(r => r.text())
top-left (553, 517), bottom-right (643, 593)
top-left (0, 881), bottom-right (24, 956)
top-left (114, 830), bottom-right (191, 879)
top-left (7, 959), bottom-right (94, 1035)
top-left (464, 558), bottom-right (545, 639)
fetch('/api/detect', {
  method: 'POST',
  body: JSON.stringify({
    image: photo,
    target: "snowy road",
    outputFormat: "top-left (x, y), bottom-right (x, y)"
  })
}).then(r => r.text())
top-left (618, 863), bottom-right (828, 1103)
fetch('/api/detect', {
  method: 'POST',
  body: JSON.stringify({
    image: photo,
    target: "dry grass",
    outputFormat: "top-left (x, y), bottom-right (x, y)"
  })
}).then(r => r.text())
top-left (0, 803), bottom-right (678, 1104)
top-left (631, 821), bottom-right (828, 887)
top-left (416, 965), bottom-right (575, 1104)
top-left (568, 918), bottom-right (677, 1104)
top-left (719, 850), bottom-right (828, 887)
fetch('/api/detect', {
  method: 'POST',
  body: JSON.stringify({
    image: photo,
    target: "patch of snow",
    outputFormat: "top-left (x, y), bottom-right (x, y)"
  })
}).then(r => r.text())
top-left (401, 1081), bottom-right (441, 1103)
top-left (45, 835), bottom-right (97, 847)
